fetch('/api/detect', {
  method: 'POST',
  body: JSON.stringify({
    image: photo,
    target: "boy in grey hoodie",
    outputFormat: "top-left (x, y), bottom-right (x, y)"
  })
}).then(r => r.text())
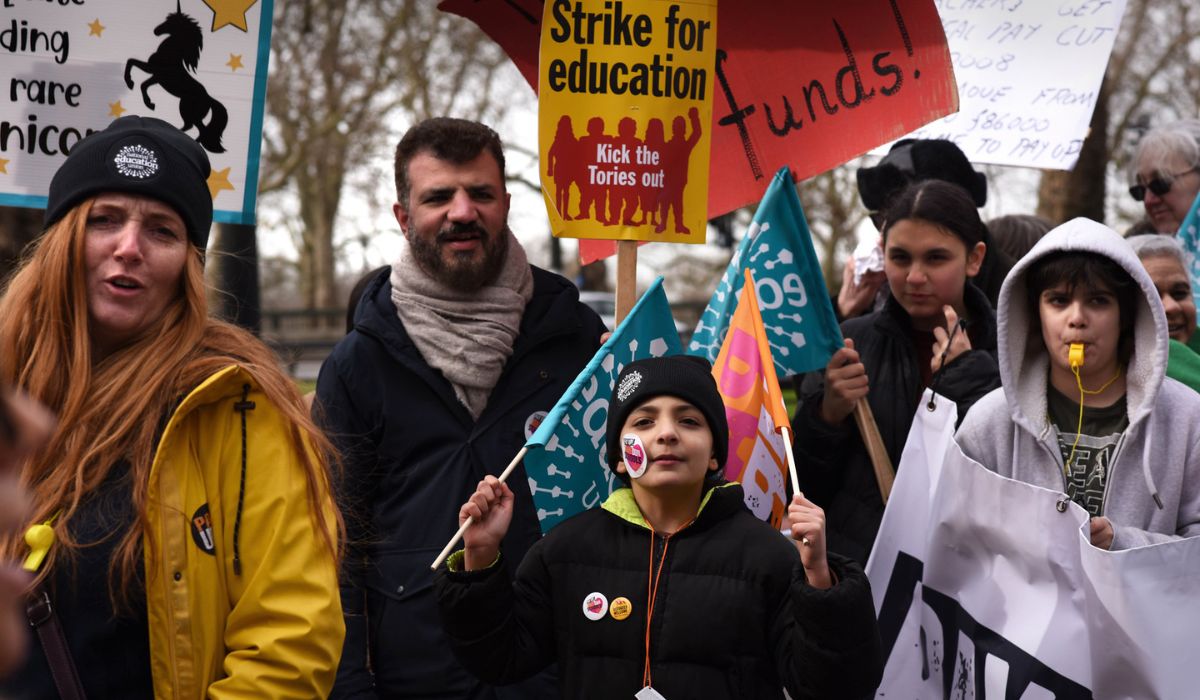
top-left (956, 217), bottom-right (1200, 549)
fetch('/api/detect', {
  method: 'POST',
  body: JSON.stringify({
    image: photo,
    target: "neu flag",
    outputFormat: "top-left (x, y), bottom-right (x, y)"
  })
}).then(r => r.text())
top-left (689, 167), bottom-right (842, 378)
top-left (524, 277), bottom-right (683, 532)
top-left (1176, 188), bottom-right (1200, 313)
top-left (712, 270), bottom-right (793, 529)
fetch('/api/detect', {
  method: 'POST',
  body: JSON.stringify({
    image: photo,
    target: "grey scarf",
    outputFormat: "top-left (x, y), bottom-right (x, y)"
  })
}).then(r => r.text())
top-left (390, 230), bottom-right (533, 419)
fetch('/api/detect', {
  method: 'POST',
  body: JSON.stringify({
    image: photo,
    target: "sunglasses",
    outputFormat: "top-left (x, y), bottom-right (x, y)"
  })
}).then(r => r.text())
top-left (1129, 167), bottom-right (1198, 202)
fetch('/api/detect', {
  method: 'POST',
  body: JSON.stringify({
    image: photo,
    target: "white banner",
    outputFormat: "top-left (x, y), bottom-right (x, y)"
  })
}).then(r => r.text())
top-left (866, 390), bottom-right (1200, 699)
top-left (0, 0), bottom-right (274, 224)
top-left (882, 0), bottom-right (1127, 171)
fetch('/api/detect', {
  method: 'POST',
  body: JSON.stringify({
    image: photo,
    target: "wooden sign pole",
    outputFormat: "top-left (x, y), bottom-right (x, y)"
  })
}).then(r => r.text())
top-left (614, 240), bottom-right (638, 325)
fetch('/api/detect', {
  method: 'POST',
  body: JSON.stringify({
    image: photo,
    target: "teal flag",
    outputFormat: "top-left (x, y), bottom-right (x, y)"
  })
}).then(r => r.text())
top-left (689, 167), bottom-right (842, 377)
top-left (524, 277), bottom-right (683, 532)
top-left (1176, 189), bottom-right (1200, 313)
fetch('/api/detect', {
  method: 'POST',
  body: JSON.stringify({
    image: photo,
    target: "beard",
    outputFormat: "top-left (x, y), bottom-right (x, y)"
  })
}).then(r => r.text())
top-left (407, 221), bottom-right (510, 292)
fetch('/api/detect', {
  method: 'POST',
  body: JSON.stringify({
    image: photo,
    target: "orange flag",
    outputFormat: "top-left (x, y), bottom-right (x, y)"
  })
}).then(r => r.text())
top-left (711, 269), bottom-right (792, 528)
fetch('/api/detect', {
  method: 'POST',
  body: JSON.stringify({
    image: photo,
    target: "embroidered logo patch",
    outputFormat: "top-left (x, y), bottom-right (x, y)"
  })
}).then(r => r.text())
top-left (190, 503), bottom-right (215, 555)
top-left (616, 370), bottom-right (642, 402)
top-left (113, 144), bottom-right (158, 179)
top-left (524, 410), bottom-right (547, 440)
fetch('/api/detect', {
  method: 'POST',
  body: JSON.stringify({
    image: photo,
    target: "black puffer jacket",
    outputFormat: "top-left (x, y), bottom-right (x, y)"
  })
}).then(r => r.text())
top-left (792, 284), bottom-right (999, 565)
top-left (434, 484), bottom-right (883, 700)
top-left (317, 266), bottom-right (605, 699)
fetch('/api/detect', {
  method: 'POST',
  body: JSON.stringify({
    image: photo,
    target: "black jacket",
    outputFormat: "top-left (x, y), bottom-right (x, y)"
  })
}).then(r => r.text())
top-left (434, 484), bottom-right (883, 700)
top-left (317, 266), bottom-right (605, 699)
top-left (792, 284), bottom-right (999, 565)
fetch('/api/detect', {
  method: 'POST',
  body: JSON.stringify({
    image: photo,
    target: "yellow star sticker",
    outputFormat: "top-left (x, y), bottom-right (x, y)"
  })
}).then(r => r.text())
top-left (88, 19), bottom-right (105, 37)
top-left (207, 167), bottom-right (235, 200)
top-left (226, 54), bottom-right (244, 72)
top-left (108, 101), bottom-right (126, 118)
top-left (202, 0), bottom-right (258, 32)
top-left (0, 157), bottom-right (8, 175)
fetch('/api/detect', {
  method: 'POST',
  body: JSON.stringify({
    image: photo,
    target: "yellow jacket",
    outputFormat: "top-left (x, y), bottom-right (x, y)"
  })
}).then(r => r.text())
top-left (144, 365), bottom-right (343, 698)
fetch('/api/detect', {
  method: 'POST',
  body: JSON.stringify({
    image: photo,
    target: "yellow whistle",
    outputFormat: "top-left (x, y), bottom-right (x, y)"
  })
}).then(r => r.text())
top-left (1069, 343), bottom-right (1085, 369)
top-left (22, 522), bottom-right (55, 573)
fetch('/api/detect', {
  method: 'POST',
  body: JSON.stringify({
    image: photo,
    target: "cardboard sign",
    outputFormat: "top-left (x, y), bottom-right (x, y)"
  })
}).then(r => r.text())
top-left (538, 0), bottom-right (716, 243)
top-left (0, 0), bottom-right (274, 225)
top-left (442, 0), bottom-right (956, 220)
top-left (885, 0), bottom-right (1128, 170)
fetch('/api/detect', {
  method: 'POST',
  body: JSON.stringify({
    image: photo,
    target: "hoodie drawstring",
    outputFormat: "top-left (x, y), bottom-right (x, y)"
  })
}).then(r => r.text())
top-left (232, 384), bottom-right (256, 575)
top-left (1139, 425), bottom-right (1164, 510)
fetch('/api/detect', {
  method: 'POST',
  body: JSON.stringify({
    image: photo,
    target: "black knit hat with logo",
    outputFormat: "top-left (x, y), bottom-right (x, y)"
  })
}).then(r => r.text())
top-left (44, 115), bottom-right (213, 251)
top-left (605, 355), bottom-right (729, 479)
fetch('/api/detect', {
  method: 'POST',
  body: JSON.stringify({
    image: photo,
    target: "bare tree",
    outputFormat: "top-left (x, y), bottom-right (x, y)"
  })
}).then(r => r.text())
top-left (261, 0), bottom-right (512, 310)
top-left (797, 165), bottom-right (869, 294)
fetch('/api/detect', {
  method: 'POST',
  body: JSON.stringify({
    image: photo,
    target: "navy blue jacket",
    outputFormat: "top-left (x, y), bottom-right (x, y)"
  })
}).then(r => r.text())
top-left (317, 266), bottom-right (605, 699)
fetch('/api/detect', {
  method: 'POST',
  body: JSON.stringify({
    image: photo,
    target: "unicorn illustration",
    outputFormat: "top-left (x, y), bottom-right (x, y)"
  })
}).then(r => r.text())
top-left (124, 4), bottom-right (228, 153)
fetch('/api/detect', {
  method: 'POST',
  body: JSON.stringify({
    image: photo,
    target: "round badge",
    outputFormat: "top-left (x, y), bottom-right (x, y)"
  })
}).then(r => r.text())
top-left (524, 410), bottom-right (547, 440)
top-left (582, 592), bottom-right (608, 621)
top-left (609, 596), bottom-right (632, 620)
top-left (622, 433), bottom-right (647, 479)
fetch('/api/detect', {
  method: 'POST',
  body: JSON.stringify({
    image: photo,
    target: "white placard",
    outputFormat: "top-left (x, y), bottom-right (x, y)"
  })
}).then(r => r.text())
top-left (0, 0), bottom-right (273, 224)
top-left (883, 0), bottom-right (1127, 171)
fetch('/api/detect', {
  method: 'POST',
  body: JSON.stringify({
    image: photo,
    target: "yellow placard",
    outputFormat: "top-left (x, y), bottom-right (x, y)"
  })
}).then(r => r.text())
top-left (539, 0), bottom-right (717, 244)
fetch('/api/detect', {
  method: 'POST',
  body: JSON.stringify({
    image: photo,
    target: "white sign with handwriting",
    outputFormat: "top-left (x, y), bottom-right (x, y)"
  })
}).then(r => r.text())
top-left (885, 0), bottom-right (1127, 171)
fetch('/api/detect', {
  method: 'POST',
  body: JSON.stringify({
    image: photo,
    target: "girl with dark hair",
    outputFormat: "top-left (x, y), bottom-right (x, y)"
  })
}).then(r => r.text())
top-left (0, 117), bottom-right (343, 697)
top-left (791, 180), bottom-right (1001, 565)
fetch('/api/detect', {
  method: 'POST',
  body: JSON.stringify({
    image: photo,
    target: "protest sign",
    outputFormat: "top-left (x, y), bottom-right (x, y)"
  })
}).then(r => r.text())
top-left (711, 270), bottom-right (792, 528)
top-left (443, 0), bottom-right (957, 221)
top-left (523, 276), bottom-right (683, 532)
top-left (538, 0), bottom-right (716, 243)
top-left (867, 389), bottom-right (1200, 698)
top-left (1177, 189), bottom-right (1200, 312)
top-left (0, 0), bottom-right (273, 224)
top-left (689, 168), bottom-right (842, 380)
top-left (884, 0), bottom-right (1128, 170)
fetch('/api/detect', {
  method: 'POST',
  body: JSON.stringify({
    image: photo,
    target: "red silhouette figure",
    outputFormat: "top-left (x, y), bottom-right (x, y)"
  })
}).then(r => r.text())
top-left (637, 118), bottom-right (666, 228)
top-left (547, 115), bottom-right (585, 221)
top-left (577, 117), bottom-right (614, 224)
top-left (613, 117), bottom-right (642, 226)
top-left (656, 107), bottom-right (702, 235)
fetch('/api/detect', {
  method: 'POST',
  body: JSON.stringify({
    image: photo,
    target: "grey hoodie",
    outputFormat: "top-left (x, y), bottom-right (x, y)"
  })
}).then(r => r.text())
top-left (956, 217), bottom-right (1200, 549)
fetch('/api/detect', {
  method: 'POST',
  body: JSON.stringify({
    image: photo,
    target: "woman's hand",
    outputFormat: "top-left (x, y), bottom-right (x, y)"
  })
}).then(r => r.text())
top-left (931, 306), bottom-right (972, 373)
top-left (788, 493), bottom-right (832, 590)
top-left (460, 476), bottom-right (514, 571)
top-left (837, 256), bottom-right (886, 320)
top-left (819, 339), bottom-right (869, 426)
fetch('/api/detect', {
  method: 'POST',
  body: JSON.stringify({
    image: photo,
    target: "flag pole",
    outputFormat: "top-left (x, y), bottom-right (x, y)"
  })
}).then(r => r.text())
top-left (779, 426), bottom-right (800, 497)
top-left (615, 240), bottom-right (638, 325)
top-left (853, 401), bottom-right (894, 502)
top-left (430, 447), bottom-right (528, 571)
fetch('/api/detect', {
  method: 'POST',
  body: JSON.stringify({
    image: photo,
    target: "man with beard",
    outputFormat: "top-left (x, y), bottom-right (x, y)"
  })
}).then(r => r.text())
top-left (316, 118), bottom-right (605, 699)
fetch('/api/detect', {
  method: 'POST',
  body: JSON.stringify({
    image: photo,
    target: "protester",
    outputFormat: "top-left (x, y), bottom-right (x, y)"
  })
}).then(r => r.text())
top-left (0, 116), bottom-right (344, 697)
top-left (435, 356), bottom-right (883, 699)
top-left (792, 180), bottom-right (1001, 565)
top-left (957, 218), bottom-right (1200, 549)
top-left (316, 117), bottom-right (605, 699)
top-left (845, 138), bottom-right (1014, 316)
top-left (1127, 235), bottom-right (1200, 392)
top-left (987, 213), bottom-right (1053, 261)
top-left (0, 388), bottom-right (54, 679)
top-left (1128, 119), bottom-right (1200, 234)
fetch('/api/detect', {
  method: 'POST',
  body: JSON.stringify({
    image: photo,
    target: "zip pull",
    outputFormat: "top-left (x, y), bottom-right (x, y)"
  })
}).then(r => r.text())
top-left (23, 520), bottom-right (56, 572)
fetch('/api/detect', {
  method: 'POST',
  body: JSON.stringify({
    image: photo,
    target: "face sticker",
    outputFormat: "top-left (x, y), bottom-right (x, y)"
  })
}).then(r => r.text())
top-left (190, 503), bottom-right (216, 555)
top-left (582, 591), bottom-right (608, 621)
top-left (609, 596), bottom-right (632, 620)
top-left (622, 433), bottom-right (647, 479)
top-left (524, 410), bottom-right (548, 440)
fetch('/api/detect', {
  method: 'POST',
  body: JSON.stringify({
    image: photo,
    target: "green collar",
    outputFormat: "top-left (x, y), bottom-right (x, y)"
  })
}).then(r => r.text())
top-left (600, 482), bottom-right (737, 530)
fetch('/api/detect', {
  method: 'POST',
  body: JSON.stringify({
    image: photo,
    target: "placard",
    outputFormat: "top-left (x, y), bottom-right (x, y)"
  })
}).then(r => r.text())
top-left (0, 0), bottom-right (274, 225)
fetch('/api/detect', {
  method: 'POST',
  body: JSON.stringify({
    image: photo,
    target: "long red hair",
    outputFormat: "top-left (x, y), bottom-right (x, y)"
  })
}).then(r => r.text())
top-left (0, 199), bottom-right (341, 599)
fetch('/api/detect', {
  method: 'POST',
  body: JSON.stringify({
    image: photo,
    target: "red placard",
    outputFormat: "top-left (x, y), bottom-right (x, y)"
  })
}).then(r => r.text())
top-left (440, 0), bottom-right (955, 225)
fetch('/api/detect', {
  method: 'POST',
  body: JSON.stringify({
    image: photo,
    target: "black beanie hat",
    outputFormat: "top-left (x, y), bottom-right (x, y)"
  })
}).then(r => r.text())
top-left (856, 138), bottom-right (987, 213)
top-left (605, 355), bottom-right (729, 478)
top-left (44, 116), bottom-right (213, 251)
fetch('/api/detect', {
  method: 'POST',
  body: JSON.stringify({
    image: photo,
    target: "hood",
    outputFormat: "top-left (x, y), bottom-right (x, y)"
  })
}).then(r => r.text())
top-left (996, 217), bottom-right (1169, 436)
